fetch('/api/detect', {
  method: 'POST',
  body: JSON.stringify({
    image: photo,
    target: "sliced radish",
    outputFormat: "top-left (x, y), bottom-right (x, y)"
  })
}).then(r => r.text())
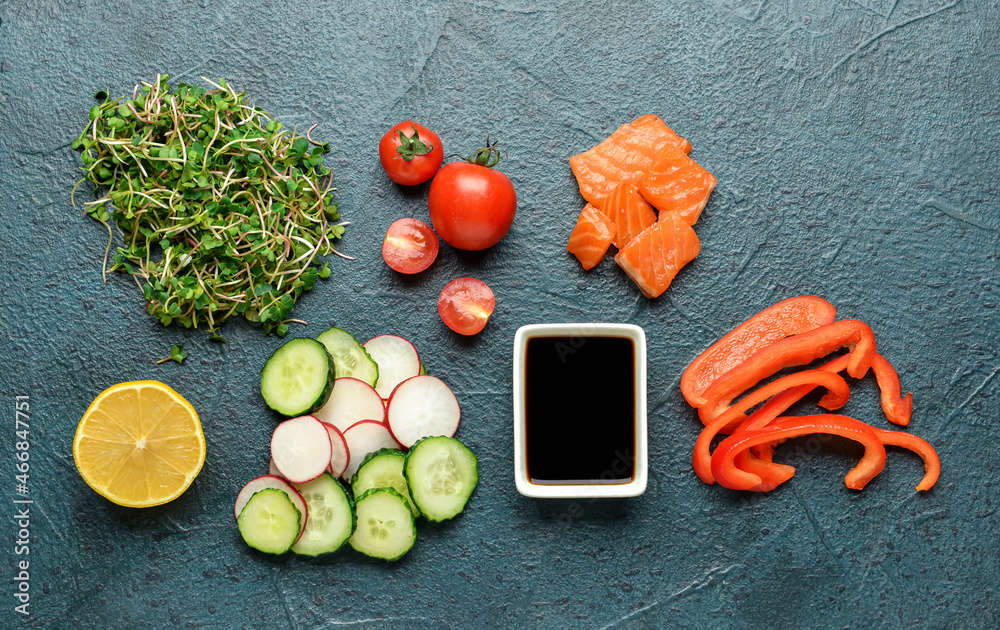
top-left (234, 475), bottom-right (308, 542)
top-left (341, 420), bottom-right (402, 481)
top-left (364, 335), bottom-right (422, 399)
top-left (313, 377), bottom-right (386, 431)
top-left (270, 415), bottom-right (332, 483)
top-left (268, 457), bottom-right (281, 477)
top-left (321, 422), bottom-right (351, 479)
top-left (386, 375), bottom-right (461, 448)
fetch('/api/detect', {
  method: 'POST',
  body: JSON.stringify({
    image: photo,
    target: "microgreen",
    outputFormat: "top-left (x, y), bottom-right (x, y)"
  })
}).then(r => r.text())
top-left (156, 344), bottom-right (189, 365)
top-left (72, 75), bottom-right (351, 338)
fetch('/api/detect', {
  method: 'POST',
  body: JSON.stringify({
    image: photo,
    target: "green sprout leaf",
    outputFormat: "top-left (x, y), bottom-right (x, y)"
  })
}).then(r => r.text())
top-left (156, 344), bottom-right (188, 365)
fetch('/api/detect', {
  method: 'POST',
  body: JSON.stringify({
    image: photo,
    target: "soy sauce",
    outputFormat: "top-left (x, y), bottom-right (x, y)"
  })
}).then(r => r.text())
top-left (524, 336), bottom-right (635, 484)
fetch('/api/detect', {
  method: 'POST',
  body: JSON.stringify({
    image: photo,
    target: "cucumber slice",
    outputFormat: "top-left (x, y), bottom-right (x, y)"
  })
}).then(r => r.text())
top-left (349, 488), bottom-right (416, 561)
top-left (234, 475), bottom-right (308, 542)
top-left (261, 338), bottom-right (336, 416)
top-left (291, 473), bottom-right (355, 556)
top-left (352, 449), bottom-right (420, 517)
top-left (317, 327), bottom-right (379, 388)
top-left (237, 488), bottom-right (302, 555)
top-left (405, 437), bottom-right (478, 522)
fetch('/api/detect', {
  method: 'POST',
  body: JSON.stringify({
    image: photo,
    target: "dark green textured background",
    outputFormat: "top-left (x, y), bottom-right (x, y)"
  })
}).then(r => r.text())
top-left (1, 0), bottom-right (998, 628)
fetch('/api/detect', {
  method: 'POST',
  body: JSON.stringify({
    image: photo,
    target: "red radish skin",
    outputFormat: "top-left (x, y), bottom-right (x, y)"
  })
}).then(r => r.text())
top-left (313, 377), bottom-right (386, 431)
top-left (270, 416), bottom-right (333, 484)
top-left (234, 475), bottom-right (308, 542)
top-left (321, 422), bottom-right (351, 479)
top-left (386, 375), bottom-right (462, 448)
top-left (341, 420), bottom-right (403, 481)
top-left (363, 335), bottom-right (423, 399)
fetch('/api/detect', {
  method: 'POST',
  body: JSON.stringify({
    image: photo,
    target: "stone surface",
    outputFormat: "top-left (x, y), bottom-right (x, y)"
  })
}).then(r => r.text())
top-left (1, 0), bottom-right (998, 628)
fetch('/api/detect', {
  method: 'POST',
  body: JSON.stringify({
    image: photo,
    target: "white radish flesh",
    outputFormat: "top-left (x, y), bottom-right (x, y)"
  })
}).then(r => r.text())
top-left (341, 420), bottom-right (402, 481)
top-left (271, 415), bottom-right (333, 483)
top-left (364, 335), bottom-right (422, 399)
top-left (321, 422), bottom-right (351, 479)
top-left (268, 458), bottom-right (281, 477)
top-left (386, 375), bottom-right (461, 448)
top-left (234, 475), bottom-right (308, 542)
top-left (313, 377), bottom-right (386, 431)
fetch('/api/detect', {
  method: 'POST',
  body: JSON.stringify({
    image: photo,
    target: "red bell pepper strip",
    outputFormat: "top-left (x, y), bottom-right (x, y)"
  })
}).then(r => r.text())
top-left (738, 355), bottom-right (852, 467)
top-left (742, 353), bottom-right (910, 469)
top-left (872, 428), bottom-right (940, 491)
top-left (711, 415), bottom-right (887, 491)
top-left (735, 354), bottom-right (913, 489)
top-left (741, 354), bottom-right (910, 435)
top-left (691, 369), bottom-right (851, 484)
top-left (680, 296), bottom-right (837, 408)
top-left (739, 455), bottom-right (796, 492)
top-left (871, 354), bottom-right (912, 426)
top-left (698, 320), bottom-right (877, 426)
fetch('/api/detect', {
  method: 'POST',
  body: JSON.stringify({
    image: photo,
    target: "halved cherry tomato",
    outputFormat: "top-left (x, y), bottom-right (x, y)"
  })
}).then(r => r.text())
top-left (382, 218), bottom-right (439, 274)
top-left (378, 121), bottom-right (444, 186)
top-left (438, 277), bottom-right (496, 336)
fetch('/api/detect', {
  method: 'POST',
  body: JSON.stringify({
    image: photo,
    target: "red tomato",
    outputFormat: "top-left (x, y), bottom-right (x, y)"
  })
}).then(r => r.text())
top-left (378, 121), bottom-right (444, 186)
top-left (382, 218), bottom-right (440, 274)
top-left (427, 161), bottom-right (516, 250)
top-left (438, 277), bottom-right (496, 336)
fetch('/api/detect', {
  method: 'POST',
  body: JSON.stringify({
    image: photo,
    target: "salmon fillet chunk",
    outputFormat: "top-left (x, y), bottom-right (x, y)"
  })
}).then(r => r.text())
top-left (599, 182), bottom-right (657, 250)
top-left (614, 213), bottom-right (701, 298)
top-left (569, 114), bottom-right (691, 207)
top-left (567, 203), bottom-right (616, 270)
top-left (639, 145), bottom-right (717, 226)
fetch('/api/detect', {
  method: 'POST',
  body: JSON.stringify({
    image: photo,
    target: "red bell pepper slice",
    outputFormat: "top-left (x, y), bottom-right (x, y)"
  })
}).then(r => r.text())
top-left (729, 358), bottom-right (848, 490)
top-left (741, 353), bottom-right (911, 470)
top-left (734, 353), bottom-right (913, 484)
top-left (691, 369), bottom-right (850, 484)
top-left (698, 319), bottom-right (877, 426)
top-left (871, 354), bottom-right (912, 427)
top-left (872, 428), bottom-right (940, 491)
top-left (680, 296), bottom-right (836, 408)
top-left (734, 355), bottom-right (852, 490)
top-left (711, 414), bottom-right (887, 491)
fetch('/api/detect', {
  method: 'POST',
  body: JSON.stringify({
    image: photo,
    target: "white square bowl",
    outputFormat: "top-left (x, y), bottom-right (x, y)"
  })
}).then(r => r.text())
top-left (512, 323), bottom-right (647, 499)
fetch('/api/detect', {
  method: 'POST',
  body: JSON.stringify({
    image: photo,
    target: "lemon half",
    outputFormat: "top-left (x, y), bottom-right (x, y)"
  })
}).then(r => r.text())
top-left (73, 380), bottom-right (206, 507)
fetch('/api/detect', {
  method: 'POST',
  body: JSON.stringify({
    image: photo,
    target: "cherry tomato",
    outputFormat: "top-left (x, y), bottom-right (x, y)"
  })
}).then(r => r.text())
top-left (378, 121), bottom-right (444, 186)
top-left (382, 218), bottom-right (440, 274)
top-left (438, 277), bottom-right (496, 336)
top-left (427, 141), bottom-right (516, 250)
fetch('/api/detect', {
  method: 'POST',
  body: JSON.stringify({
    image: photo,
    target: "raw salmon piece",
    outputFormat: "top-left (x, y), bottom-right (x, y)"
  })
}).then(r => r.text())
top-left (566, 203), bottom-right (616, 270)
top-left (614, 213), bottom-right (701, 299)
top-left (639, 145), bottom-right (717, 226)
top-left (569, 115), bottom-right (692, 207)
top-left (599, 182), bottom-right (657, 250)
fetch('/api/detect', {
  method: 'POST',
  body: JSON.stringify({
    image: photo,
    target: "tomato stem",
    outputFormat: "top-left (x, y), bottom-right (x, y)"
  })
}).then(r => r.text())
top-left (449, 134), bottom-right (507, 168)
top-left (395, 124), bottom-right (435, 162)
